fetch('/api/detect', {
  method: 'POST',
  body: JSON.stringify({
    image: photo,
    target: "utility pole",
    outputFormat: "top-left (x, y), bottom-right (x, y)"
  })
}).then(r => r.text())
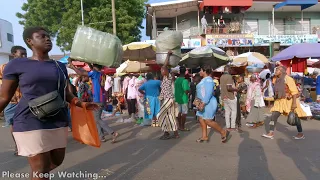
top-left (81, 0), bottom-right (84, 25)
top-left (111, 0), bottom-right (117, 35)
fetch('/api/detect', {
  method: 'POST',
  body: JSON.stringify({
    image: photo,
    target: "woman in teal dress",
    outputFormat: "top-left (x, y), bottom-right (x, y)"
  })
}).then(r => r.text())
top-left (196, 65), bottom-right (231, 143)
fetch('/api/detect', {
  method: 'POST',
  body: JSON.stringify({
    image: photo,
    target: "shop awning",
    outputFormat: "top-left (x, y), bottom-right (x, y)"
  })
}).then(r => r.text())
top-left (274, 0), bottom-right (318, 10)
top-left (200, 0), bottom-right (253, 10)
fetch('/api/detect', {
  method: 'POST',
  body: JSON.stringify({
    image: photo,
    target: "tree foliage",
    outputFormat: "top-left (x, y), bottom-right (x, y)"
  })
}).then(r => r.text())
top-left (17, 0), bottom-right (146, 52)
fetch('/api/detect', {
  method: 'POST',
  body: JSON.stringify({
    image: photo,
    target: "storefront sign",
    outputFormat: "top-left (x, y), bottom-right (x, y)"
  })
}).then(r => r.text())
top-left (206, 34), bottom-right (254, 47)
top-left (144, 39), bottom-right (201, 49)
top-left (254, 35), bottom-right (318, 46)
top-left (181, 39), bottom-right (201, 49)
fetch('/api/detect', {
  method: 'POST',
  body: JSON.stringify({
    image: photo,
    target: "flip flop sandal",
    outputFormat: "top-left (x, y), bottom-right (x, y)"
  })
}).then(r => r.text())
top-left (262, 134), bottom-right (274, 139)
top-left (160, 135), bottom-right (171, 140)
top-left (196, 138), bottom-right (209, 143)
top-left (293, 135), bottom-right (305, 140)
top-left (221, 131), bottom-right (231, 143)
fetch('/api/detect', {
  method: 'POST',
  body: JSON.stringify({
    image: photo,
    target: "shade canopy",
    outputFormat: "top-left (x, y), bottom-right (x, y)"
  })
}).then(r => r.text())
top-left (271, 43), bottom-right (320, 61)
top-left (274, 0), bottom-right (318, 10)
top-left (232, 52), bottom-right (269, 67)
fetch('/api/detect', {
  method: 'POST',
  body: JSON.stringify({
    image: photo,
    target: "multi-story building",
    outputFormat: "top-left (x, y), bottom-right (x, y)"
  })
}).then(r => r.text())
top-left (145, 0), bottom-right (320, 56)
top-left (0, 18), bottom-right (14, 64)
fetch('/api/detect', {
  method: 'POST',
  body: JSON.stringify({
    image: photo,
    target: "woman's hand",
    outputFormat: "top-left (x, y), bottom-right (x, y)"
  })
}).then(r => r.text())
top-left (84, 102), bottom-right (100, 110)
top-left (291, 103), bottom-right (297, 111)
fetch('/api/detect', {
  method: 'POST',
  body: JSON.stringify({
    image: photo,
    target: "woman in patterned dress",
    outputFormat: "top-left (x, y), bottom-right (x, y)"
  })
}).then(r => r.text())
top-left (157, 51), bottom-right (179, 140)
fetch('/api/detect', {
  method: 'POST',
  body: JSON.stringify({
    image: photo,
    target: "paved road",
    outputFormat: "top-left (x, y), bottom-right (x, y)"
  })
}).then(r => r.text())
top-left (0, 113), bottom-right (320, 180)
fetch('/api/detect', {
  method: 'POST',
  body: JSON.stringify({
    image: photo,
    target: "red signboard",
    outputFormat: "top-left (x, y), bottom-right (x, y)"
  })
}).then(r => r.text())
top-left (200, 0), bottom-right (253, 10)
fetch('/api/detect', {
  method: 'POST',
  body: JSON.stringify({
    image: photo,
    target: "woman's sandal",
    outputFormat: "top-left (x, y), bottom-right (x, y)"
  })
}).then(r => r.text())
top-left (179, 128), bottom-right (190, 131)
top-left (196, 138), bottom-right (209, 143)
top-left (221, 131), bottom-right (231, 143)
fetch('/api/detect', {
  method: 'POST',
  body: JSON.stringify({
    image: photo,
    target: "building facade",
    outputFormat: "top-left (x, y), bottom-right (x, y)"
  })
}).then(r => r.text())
top-left (0, 19), bottom-right (14, 64)
top-left (145, 0), bottom-right (320, 56)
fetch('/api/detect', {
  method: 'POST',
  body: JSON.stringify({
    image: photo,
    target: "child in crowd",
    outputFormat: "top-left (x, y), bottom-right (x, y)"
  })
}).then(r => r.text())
top-left (78, 75), bottom-right (93, 102)
top-left (111, 93), bottom-right (125, 117)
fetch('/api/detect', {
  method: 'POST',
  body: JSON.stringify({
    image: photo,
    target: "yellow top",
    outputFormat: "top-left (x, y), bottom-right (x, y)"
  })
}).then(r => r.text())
top-left (271, 75), bottom-right (307, 117)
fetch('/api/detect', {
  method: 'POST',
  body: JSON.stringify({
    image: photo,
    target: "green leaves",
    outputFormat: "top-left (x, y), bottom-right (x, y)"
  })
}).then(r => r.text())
top-left (17, 0), bottom-right (147, 52)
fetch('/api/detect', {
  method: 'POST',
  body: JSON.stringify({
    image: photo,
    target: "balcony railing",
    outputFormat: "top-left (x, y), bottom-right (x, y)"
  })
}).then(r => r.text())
top-left (156, 23), bottom-right (320, 38)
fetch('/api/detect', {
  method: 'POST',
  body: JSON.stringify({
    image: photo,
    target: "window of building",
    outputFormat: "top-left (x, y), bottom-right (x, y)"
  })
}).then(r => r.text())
top-left (293, 18), bottom-right (310, 35)
top-left (7, 33), bottom-right (13, 43)
top-left (243, 19), bottom-right (259, 35)
top-left (269, 19), bottom-right (285, 35)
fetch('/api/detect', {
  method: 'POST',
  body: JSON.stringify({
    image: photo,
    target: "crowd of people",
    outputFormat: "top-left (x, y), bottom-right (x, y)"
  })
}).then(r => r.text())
top-left (0, 26), bottom-right (313, 180)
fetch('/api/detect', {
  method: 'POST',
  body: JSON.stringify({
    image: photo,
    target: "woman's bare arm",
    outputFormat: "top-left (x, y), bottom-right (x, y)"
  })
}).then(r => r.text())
top-left (0, 79), bottom-right (18, 111)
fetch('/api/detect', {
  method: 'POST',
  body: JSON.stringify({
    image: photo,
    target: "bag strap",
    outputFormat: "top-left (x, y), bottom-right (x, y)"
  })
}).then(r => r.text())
top-left (54, 61), bottom-right (67, 102)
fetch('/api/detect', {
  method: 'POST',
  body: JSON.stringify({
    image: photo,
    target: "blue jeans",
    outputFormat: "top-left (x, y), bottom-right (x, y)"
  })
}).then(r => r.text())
top-left (93, 107), bottom-right (114, 139)
top-left (4, 103), bottom-right (17, 127)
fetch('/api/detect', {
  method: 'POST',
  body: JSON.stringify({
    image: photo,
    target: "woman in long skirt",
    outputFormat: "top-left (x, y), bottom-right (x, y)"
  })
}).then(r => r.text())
top-left (246, 74), bottom-right (265, 128)
top-left (157, 51), bottom-right (179, 139)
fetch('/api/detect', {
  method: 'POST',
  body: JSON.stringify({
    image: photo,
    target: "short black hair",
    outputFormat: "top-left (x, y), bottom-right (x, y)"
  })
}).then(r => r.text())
top-left (11, 46), bottom-right (26, 54)
top-left (266, 73), bottom-right (271, 79)
top-left (179, 66), bottom-right (186, 75)
top-left (193, 74), bottom-right (201, 81)
top-left (146, 73), bottom-right (154, 80)
top-left (23, 27), bottom-right (48, 49)
top-left (201, 64), bottom-right (212, 75)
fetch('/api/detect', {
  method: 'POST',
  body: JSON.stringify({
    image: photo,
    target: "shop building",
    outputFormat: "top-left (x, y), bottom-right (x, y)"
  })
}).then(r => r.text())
top-left (0, 19), bottom-right (14, 64)
top-left (145, 0), bottom-right (320, 56)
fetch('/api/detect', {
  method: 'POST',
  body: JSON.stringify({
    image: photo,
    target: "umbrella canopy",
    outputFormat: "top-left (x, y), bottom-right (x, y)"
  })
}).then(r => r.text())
top-left (271, 43), bottom-right (320, 61)
top-left (116, 60), bottom-right (151, 74)
top-left (232, 52), bottom-right (269, 66)
top-left (123, 42), bottom-right (156, 61)
top-left (179, 46), bottom-right (230, 69)
top-left (59, 56), bottom-right (69, 64)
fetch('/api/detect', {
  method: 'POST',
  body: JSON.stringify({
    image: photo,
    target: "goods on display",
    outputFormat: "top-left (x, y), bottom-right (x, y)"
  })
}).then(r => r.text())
top-left (309, 102), bottom-right (320, 119)
top-left (156, 31), bottom-right (183, 66)
top-left (70, 26), bottom-right (123, 67)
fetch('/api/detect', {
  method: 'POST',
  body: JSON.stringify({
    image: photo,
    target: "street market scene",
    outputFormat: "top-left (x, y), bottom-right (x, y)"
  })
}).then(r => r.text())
top-left (0, 0), bottom-right (320, 179)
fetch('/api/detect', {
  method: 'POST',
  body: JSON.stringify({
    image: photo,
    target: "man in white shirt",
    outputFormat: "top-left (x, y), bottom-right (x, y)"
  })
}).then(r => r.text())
top-left (104, 75), bottom-right (113, 102)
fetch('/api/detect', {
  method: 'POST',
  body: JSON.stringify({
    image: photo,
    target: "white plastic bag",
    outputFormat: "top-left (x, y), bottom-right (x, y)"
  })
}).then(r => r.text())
top-left (155, 31), bottom-right (183, 57)
top-left (70, 26), bottom-right (123, 67)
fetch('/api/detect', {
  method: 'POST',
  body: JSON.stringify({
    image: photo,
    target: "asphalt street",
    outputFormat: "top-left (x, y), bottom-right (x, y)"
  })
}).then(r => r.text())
top-left (0, 113), bottom-right (320, 180)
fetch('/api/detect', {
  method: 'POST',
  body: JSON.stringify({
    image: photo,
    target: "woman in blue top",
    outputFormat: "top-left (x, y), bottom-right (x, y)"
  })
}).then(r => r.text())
top-left (0, 27), bottom-right (99, 179)
top-left (138, 73), bottom-right (161, 126)
top-left (196, 65), bottom-right (231, 143)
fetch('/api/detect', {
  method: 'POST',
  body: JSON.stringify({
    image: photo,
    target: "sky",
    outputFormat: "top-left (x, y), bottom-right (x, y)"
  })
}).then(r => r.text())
top-left (0, 0), bottom-right (171, 56)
